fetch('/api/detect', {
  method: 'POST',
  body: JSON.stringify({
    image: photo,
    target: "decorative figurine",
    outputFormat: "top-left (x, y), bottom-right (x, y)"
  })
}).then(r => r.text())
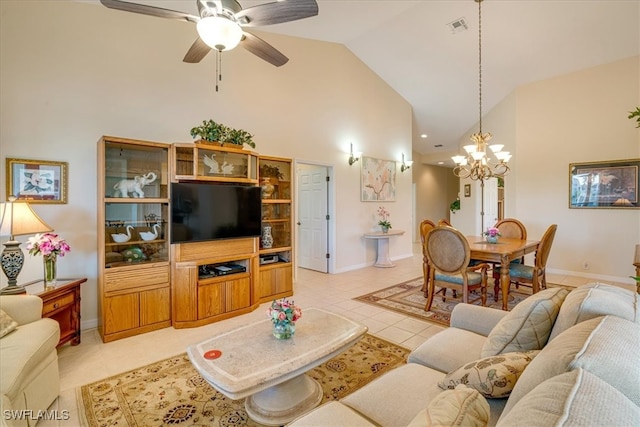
top-left (113, 172), bottom-right (157, 198)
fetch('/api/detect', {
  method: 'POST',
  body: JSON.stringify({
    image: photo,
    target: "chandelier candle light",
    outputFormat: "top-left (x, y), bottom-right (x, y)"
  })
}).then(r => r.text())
top-left (451, 0), bottom-right (511, 230)
top-left (27, 232), bottom-right (71, 288)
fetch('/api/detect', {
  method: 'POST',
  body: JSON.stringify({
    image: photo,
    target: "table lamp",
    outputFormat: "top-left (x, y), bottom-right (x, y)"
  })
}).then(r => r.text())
top-left (0, 196), bottom-right (53, 294)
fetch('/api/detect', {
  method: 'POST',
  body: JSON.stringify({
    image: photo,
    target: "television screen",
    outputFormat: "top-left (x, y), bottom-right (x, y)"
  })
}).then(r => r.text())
top-left (170, 183), bottom-right (262, 244)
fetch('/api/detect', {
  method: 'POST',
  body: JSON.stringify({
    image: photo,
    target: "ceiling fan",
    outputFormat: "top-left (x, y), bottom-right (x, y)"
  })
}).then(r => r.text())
top-left (99, 0), bottom-right (319, 67)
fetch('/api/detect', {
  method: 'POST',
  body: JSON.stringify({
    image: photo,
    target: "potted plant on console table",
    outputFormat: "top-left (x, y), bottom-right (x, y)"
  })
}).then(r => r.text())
top-left (190, 119), bottom-right (256, 149)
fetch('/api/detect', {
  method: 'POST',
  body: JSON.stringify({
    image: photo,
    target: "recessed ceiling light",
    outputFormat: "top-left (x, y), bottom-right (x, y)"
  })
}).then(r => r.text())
top-left (438, 161), bottom-right (444, 165)
top-left (421, 134), bottom-right (428, 139)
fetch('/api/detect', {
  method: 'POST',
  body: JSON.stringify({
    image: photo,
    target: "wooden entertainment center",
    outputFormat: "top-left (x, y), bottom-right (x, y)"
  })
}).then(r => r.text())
top-left (97, 136), bottom-right (293, 342)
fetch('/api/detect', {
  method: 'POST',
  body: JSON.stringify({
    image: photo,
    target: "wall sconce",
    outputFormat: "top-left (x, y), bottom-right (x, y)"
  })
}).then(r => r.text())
top-left (0, 196), bottom-right (53, 294)
top-left (348, 143), bottom-right (362, 166)
top-left (400, 153), bottom-right (413, 172)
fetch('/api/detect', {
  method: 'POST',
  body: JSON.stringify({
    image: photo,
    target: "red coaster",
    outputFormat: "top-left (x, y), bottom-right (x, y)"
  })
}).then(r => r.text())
top-left (203, 349), bottom-right (222, 360)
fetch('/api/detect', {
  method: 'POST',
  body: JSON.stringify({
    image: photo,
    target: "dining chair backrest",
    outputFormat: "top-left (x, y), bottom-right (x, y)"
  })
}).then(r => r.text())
top-left (536, 224), bottom-right (558, 269)
top-left (419, 219), bottom-right (436, 249)
top-left (494, 218), bottom-right (527, 240)
top-left (437, 219), bottom-right (452, 227)
top-left (426, 226), bottom-right (471, 275)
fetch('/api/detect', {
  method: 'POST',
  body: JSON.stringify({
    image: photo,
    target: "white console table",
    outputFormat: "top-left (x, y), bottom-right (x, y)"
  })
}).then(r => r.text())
top-left (363, 230), bottom-right (405, 268)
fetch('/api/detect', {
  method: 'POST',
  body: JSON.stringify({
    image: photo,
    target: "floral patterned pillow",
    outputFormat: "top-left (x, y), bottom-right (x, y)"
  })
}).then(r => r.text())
top-left (0, 309), bottom-right (18, 338)
top-left (438, 350), bottom-right (540, 398)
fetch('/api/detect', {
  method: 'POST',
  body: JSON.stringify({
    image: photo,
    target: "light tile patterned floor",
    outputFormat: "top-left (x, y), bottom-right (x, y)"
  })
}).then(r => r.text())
top-left (40, 247), bottom-right (631, 426)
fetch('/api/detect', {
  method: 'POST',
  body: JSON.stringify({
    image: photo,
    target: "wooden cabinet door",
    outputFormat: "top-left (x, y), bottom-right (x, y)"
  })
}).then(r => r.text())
top-left (173, 264), bottom-right (198, 322)
top-left (258, 265), bottom-right (292, 300)
top-left (140, 287), bottom-right (170, 326)
top-left (198, 282), bottom-right (224, 318)
top-left (226, 277), bottom-right (251, 311)
top-left (104, 293), bottom-right (139, 334)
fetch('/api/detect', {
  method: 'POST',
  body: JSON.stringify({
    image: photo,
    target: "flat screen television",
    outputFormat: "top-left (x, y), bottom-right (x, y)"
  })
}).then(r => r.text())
top-left (170, 182), bottom-right (262, 244)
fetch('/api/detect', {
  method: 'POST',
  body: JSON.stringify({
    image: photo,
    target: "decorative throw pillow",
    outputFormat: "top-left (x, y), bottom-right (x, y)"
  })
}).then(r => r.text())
top-left (439, 350), bottom-right (540, 398)
top-left (0, 309), bottom-right (18, 338)
top-left (408, 385), bottom-right (490, 427)
top-left (481, 287), bottom-right (569, 357)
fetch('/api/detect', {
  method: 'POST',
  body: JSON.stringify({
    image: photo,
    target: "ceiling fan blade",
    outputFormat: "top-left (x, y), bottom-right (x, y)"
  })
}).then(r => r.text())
top-left (100, 0), bottom-right (199, 23)
top-left (240, 31), bottom-right (288, 67)
top-left (183, 37), bottom-right (212, 63)
top-left (235, 0), bottom-right (318, 27)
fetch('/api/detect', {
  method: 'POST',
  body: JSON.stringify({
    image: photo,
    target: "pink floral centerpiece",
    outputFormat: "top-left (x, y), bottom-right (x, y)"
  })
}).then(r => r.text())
top-left (267, 298), bottom-right (302, 339)
top-left (377, 206), bottom-right (392, 232)
top-left (27, 233), bottom-right (71, 286)
top-left (483, 227), bottom-right (501, 243)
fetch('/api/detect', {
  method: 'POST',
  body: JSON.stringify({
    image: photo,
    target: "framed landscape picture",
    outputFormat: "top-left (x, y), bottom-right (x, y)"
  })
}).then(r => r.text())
top-left (6, 158), bottom-right (68, 204)
top-left (361, 156), bottom-right (396, 201)
top-left (569, 158), bottom-right (639, 209)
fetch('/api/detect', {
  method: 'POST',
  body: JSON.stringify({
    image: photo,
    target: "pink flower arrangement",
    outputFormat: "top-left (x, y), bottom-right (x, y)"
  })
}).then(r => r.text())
top-left (483, 227), bottom-right (501, 238)
top-left (27, 233), bottom-right (71, 257)
top-left (377, 206), bottom-right (391, 228)
top-left (267, 298), bottom-right (302, 326)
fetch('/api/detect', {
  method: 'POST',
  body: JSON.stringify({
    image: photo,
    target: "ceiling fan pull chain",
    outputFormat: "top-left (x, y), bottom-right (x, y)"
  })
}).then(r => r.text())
top-left (215, 49), bottom-right (221, 92)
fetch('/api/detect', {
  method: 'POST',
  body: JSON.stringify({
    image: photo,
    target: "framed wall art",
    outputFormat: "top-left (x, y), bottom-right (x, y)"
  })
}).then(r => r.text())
top-left (464, 184), bottom-right (471, 197)
top-left (6, 158), bottom-right (68, 204)
top-left (361, 156), bottom-right (396, 201)
top-left (569, 158), bottom-right (639, 209)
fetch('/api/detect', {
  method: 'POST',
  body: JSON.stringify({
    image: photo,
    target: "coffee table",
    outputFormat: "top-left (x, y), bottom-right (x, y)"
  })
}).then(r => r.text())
top-left (187, 307), bottom-right (368, 425)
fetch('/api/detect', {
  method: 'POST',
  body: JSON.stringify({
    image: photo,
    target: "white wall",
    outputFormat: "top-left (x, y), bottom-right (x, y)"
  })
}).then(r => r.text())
top-left (454, 56), bottom-right (640, 283)
top-left (0, 1), bottom-right (414, 327)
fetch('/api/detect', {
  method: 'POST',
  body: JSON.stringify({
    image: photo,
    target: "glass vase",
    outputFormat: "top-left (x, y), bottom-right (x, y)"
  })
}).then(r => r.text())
top-left (272, 321), bottom-right (296, 339)
top-left (485, 235), bottom-right (499, 244)
top-left (43, 254), bottom-right (57, 287)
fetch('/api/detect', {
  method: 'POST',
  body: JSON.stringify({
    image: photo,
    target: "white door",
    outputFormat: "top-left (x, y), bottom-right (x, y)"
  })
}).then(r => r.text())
top-left (298, 165), bottom-right (329, 272)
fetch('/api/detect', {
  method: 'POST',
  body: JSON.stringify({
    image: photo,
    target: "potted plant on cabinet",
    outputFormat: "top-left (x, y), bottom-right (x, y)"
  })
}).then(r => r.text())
top-left (190, 119), bottom-right (256, 148)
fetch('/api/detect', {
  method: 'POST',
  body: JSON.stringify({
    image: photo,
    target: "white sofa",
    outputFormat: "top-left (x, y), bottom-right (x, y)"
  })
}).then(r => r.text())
top-left (289, 283), bottom-right (640, 426)
top-left (0, 295), bottom-right (61, 427)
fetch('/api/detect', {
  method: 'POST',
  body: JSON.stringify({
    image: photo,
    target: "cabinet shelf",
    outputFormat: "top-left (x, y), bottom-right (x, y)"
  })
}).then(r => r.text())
top-left (105, 239), bottom-right (167, 247)
top-left (198, 272), bottom-right (250, 285)
top-left (105, 197), bottom-right (169, 203)
top-left (261, 199), bottom-right (291, 204)
top-left (260, 246), bottom-right (292, 255)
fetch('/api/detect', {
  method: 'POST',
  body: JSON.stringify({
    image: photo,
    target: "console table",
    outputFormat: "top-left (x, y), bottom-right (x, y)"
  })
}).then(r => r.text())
top-left (24, 278), bottom-right (87, 347)
top-left (363, 230), bottom-right (405, 267)
top-left (187, 308), bottom-right (368, 425)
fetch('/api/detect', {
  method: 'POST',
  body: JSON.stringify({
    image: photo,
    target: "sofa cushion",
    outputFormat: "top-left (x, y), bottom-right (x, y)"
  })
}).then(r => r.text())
top-left (481, 287), bottom-right (569, 357)
top-left (287, 401), bottom-right (377, 426)
top-left (407, 385), bottom-right (489, 427)
top-left (0, 309), bottom-right (18, 338)
top-left (408, 328), bottom-right (487, 373)
top-left (341, 363), bottom-right (445, 427)
top-left (502, 315), bottom-right (640, 417)
top-left (439, 350), bottom-right (540, 398)
top-left (549, 282), bottom-right (638, 341)
top-left (497, 369), bottom-right (640, 427)
top-left (0, 318), bottom-right (59, 399)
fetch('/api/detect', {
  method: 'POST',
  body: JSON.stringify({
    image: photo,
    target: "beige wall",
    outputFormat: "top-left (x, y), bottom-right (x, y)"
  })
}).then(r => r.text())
top-left (454, 56), bottom-right (640, 283)
top-left (0, 1), bottom-right (414, 328)
top-left (413, 162), bottom-right (459, 239)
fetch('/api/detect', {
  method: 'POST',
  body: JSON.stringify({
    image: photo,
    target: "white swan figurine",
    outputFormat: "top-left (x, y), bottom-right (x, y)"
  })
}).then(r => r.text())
top-left (111, 225), bottom-right (133, 243)
top-left (139, 224), bottom-right (161, 241)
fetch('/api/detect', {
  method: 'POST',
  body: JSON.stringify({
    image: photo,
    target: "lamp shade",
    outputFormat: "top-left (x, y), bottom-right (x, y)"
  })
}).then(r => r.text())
top-left (0, 200), bottom-right (53, 238)
top-left (197, 16), bottom-right (243, 51)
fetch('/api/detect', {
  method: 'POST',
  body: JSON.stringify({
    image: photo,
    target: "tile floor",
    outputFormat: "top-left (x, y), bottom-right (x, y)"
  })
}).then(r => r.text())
top-left (42, 247), bottom-right (631, 426)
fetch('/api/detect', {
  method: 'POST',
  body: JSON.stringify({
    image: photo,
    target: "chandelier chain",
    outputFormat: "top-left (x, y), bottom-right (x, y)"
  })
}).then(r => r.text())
top-left (478, 0), bottom-right (483, 134)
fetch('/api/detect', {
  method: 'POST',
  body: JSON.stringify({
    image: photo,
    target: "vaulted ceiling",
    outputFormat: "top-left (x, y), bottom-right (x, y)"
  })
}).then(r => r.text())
top-left (96, 0), bottom-right (640, 164)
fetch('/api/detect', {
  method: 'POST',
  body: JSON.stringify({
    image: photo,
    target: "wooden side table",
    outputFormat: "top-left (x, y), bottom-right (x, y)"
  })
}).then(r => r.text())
top-left (23, 278), bottom-right (87, 347)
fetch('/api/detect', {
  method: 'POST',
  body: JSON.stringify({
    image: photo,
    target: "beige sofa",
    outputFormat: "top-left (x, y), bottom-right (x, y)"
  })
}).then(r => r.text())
top-left (0, 295), bottom-right (60, 427)
top-left (289, 283), bottom-right (640, 426)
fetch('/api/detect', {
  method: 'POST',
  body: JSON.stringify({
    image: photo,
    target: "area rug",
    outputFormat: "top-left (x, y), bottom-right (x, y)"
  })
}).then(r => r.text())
top-left (77, 334), bottom-right (409, 427)
top-left (354, 277), bottom-right (551, 327)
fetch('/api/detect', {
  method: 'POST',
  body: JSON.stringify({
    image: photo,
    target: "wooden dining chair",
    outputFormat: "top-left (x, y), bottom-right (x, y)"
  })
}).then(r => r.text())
top-left (424, 226), bottom-right (490, 311)
top-left (492, 218), bottom-right (528, 298)
top-left (419, 219), bottom-right (436, 297)
top-left (496, 224), bottom-right (558, 296)
top-left (437, 218), bottom-right (451, 226)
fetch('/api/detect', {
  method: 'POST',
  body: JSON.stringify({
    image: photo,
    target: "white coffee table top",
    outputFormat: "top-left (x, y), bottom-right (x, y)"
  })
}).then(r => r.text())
top-left (187, 307), bottom-right (368, 399)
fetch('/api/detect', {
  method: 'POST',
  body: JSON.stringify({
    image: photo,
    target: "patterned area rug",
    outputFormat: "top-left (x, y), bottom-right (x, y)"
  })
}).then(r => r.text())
top-left (77, 334), bottom-right (408, 427)
top-left (354, 277), bottom-right (540, 327)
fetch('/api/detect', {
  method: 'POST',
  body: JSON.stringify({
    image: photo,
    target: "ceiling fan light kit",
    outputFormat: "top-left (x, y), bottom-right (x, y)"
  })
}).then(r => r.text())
top-left (197, 16), bottom-right (243, 51)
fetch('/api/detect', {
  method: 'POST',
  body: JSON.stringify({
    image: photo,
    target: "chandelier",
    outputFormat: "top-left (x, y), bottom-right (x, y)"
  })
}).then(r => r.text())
top-left (452, 0), bottom-right (511, 181)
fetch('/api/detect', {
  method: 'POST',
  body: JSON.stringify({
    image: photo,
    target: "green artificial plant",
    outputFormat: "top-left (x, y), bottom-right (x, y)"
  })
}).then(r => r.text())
top-left (628, 107), bottom-right (640, 128)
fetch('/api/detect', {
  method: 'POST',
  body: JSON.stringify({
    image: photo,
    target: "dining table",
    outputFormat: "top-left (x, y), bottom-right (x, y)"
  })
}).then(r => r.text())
top-left (466, 236), bottom-right (540, 310)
